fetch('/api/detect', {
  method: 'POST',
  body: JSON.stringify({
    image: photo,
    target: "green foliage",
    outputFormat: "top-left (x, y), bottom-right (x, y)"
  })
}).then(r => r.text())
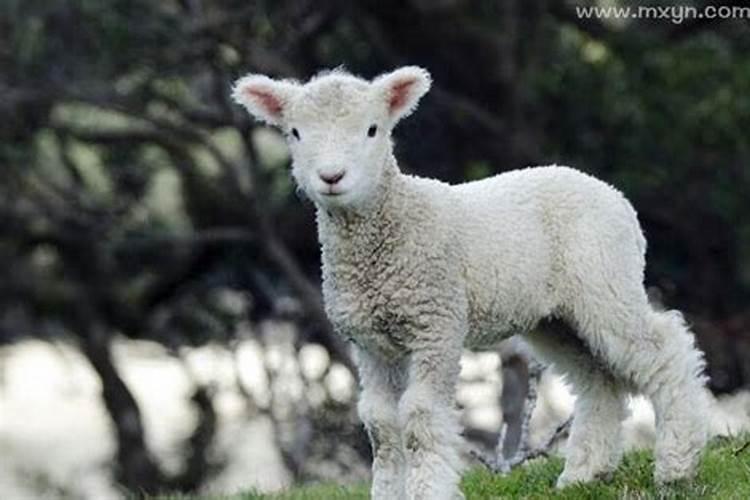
top-left (460, 437), bottom-right (750, 499)
top-left (150, 437), bottom-right (750, 499)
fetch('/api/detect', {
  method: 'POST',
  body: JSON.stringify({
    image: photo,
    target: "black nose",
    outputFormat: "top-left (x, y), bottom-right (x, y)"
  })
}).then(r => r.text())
top-left (320, 171), bottom-right (345, 185)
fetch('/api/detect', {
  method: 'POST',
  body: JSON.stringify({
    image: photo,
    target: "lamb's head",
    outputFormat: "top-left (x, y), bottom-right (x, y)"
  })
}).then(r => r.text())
top-left (232, 67), bottom-right (431, 210)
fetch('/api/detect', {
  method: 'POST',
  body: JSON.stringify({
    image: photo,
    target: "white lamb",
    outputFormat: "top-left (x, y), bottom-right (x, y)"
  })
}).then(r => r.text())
top-left (232, 66), bottom-right (711, 500)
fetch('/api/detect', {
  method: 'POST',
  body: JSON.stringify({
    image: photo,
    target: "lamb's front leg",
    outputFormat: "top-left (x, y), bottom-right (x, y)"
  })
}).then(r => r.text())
top-left (356, 347), bottom-right (408, 500)
top-left (399, 335), bottom-right (466, 500)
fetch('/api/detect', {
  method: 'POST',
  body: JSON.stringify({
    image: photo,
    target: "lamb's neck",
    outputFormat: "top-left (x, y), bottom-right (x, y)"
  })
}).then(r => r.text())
top-left (317, 157), bottom-right (408, 263)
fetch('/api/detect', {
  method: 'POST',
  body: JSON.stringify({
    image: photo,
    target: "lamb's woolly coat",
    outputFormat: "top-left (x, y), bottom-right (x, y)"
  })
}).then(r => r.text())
top-left (233, 67), bottom-right (710, 500)
top-left (320, 163), bottom-right (646, 357)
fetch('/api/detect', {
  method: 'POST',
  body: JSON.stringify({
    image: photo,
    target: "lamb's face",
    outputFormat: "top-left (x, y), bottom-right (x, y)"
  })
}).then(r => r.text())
top-left (233, 67), bottom-right (431, 210)
top-left (281, 76), bottom-right (392, 208)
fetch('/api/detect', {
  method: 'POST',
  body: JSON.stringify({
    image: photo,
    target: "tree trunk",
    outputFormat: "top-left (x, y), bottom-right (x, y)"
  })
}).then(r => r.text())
top-left (79, 324), bottom-right (164, 494)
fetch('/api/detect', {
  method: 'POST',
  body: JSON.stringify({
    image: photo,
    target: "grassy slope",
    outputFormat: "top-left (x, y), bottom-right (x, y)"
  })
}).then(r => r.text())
top-left (154, 437), bottom-right (750, 500)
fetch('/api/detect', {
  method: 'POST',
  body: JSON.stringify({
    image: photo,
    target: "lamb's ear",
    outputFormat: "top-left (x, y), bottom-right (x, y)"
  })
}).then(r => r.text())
top-left (373, 66), bottom-right (432, 123)
top-left (232, 74), bottom-right (299, 126)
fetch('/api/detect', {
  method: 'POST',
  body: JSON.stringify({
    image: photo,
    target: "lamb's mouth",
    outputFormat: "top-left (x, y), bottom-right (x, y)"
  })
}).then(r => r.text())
top-left (320, 190), bottom-right (345, 197)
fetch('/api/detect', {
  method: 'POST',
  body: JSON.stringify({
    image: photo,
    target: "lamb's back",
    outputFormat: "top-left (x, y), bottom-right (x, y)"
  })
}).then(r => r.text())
top-left (444, 165), bottom-right (644, 346)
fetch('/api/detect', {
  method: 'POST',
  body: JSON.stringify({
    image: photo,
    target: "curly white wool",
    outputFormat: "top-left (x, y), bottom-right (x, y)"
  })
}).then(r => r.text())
top-left (233, 66), bottom-right (710, 500)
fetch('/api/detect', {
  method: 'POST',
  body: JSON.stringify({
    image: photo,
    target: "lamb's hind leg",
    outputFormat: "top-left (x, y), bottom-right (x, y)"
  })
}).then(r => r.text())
top-left (525, 320), bottom-right (628, 488)
top-left (644, 309), bottom-right (710, 483)
top-left (579, 307), bottom-right (710, 483)
top-left (355, 347), bottom-right (408, 500)
top-left (563, 220), bottom-right (709, 483)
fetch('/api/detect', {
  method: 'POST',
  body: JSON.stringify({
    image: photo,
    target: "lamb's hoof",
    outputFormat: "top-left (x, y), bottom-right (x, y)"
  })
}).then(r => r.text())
top-left (654, 452), bottom-right (700, 484)
top-left (596, 470), bottom-right (615, 482)
top-left (654, 466), bottom-right (697, 485)
top-left (555, 476), bottom-right (579, 490)
top-left (555, 468), bottom-right (613, 489)
top-left (555, 473), bottom-right (583, 489)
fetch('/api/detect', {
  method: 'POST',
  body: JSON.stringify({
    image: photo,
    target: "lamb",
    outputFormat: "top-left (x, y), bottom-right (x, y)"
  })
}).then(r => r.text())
top-left (232, 66), bottom-right (711, 500)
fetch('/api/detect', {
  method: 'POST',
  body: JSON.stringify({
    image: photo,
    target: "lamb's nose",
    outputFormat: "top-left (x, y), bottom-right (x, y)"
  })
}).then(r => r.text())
top-left (320, 170), bottom-right (345, 185)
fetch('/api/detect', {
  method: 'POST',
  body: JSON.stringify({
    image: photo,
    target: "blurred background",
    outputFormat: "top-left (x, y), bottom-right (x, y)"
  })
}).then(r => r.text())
top-left (1, 0), bottom-right (749, 498)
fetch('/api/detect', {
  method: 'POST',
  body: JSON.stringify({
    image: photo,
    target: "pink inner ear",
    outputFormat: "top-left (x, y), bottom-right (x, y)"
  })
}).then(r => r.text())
top-left (389, 78), bottom-right (417, 114)
top-left (244, 87), bottom-right (283, 116)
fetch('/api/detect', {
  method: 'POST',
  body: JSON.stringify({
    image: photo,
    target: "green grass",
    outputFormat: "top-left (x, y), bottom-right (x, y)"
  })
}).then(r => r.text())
top-left (150, 436), bottom-right (750, 499)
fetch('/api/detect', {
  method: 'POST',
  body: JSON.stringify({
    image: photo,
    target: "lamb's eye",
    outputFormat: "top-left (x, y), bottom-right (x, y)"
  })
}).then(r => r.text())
top-left (367, 124), bottom-right (377, 138)
top-left (291, 128), bottom-right (301, 140)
